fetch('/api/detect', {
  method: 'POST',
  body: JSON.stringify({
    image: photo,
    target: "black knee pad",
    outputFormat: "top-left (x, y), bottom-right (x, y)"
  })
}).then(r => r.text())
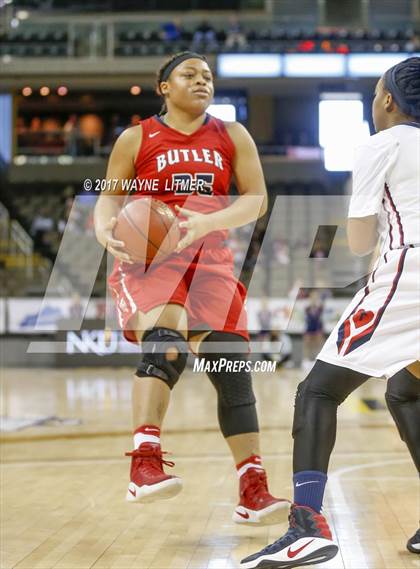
top-left (136, 327), bottom-right (188, 390)
top-left (292, 360), bottom-right (369, 472)
top-left (201, 331), bottom-right (255, 407)
top-left (386, 368), bottom-right (420, 405)
top-left (385, 368), bottom-right (420, 445)
top-left (292, 360), bottom-right (369, 437)
top-left (200, 331), bottom-right (258, 437)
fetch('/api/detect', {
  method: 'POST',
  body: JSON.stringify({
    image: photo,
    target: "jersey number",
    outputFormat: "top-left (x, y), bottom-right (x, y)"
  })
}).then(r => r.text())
top-left (172, 173), bottom-right (214, 196)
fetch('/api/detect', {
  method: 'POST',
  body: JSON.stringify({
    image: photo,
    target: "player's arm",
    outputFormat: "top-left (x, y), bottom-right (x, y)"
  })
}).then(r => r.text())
top-left (94, 126), bottom-right (141, 262)
top-left (347, 135), bottom-right (397, 256)
top-left (209, 122), bottom-right (268, 230)
top-left (347, 216), bottom-right (378, 256)
top-left (175, 122), bottom-right (268, 251)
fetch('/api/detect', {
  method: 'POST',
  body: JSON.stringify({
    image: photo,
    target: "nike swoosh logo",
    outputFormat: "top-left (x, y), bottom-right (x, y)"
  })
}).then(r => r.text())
top-left (236, 511), bottom-right (250, 519)
top-left (287, 539), bottom-right (314, 558)
top-left (149, 131), bottom-right (160, 138)
top-left (295, 481), bottom-right (319, 487)
top-left (128, 487), bottom-right (136, 497)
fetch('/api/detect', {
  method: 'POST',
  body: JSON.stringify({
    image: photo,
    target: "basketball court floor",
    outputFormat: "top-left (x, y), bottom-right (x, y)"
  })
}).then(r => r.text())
top-left (1, 366), bottom-right (418, 569)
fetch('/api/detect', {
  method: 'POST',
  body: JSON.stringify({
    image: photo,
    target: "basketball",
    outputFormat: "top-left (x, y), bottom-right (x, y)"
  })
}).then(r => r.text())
top-left (114, 197), bottom-right (180, 263)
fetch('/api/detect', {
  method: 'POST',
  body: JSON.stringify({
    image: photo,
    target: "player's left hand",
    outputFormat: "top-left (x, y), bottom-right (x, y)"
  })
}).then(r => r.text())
top-left (175, 205), bottom-right (212, 252)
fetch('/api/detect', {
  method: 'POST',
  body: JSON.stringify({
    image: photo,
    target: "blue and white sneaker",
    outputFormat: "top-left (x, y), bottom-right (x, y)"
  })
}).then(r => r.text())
top-left (407, 528), bottom-right (420, 554)
top-left (240, 504), bottom-right (338, 568)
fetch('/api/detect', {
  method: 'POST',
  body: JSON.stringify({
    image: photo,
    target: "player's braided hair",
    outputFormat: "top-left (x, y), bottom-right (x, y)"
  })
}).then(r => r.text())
top-left (384, 56), bottom-right (420, 120)
top-left (156, 51), bottom-right (208, 116)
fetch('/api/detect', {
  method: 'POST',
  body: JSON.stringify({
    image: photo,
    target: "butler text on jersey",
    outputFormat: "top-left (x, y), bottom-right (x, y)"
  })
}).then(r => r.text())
top-left (156, 148), bottom-right (224, 172)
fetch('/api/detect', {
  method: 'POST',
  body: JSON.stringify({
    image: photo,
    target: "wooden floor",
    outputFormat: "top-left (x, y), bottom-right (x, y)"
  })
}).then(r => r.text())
top-left (1, 366), bottom-right (418, 569)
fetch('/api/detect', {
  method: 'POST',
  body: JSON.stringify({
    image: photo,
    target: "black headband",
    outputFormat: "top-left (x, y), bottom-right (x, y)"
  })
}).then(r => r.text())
top-left (160, 52), bottom-right (207, 83)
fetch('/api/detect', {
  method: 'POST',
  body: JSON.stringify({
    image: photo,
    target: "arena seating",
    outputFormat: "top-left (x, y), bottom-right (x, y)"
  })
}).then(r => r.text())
top-left (0, 30), bottom-right (68, 57)
top-left (1, 26), bottom-right (417, 58)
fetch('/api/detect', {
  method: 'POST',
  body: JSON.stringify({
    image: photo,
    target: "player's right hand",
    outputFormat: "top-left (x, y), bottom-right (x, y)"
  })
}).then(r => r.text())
top-left (97, 217), bottom-right (134, 264)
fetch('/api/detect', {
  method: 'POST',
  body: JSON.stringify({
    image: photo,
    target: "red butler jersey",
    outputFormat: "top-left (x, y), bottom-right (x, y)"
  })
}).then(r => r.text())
top-left (109, 114), bottom-right (249, 340)
top-left (130, 113), bottom-right (235, 242)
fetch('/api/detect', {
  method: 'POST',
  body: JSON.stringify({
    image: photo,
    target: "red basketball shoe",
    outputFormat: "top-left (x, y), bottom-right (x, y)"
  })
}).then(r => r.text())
top-left (125, 442), bottom-right (182, 503)
top-left (233, 468), bottom-right (290, 525)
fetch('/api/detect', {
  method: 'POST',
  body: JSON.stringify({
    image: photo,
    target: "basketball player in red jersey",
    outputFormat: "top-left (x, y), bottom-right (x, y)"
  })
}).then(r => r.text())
top-left (94, 52), bottom-right (289, 525)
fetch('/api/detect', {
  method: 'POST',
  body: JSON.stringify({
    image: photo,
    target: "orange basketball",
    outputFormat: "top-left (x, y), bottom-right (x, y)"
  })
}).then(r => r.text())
top-left (114, 198), bottom-right (180, 263)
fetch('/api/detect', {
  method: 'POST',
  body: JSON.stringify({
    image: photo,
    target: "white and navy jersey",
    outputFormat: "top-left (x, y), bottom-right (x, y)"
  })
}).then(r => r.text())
top-left (349, 122), bottom-right (420, 252)
top-left (318, 122), bottom-right (420, 378)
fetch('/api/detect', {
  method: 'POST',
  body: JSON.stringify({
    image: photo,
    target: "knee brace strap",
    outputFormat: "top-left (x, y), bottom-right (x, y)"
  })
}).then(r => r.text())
top-left (136, 327), bottom-right (188, 390)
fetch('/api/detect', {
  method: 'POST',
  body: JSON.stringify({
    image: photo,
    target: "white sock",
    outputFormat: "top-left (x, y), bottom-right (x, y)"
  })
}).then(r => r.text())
top-left (133, 425), bottom-right (161, 449)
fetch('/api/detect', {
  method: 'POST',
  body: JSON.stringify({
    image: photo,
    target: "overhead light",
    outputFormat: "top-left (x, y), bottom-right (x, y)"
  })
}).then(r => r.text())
top-left (58, 155), bottom-right (73, 164)
top-left (130, 85), bottom-right (141, 95)
top-left (57, 86), bottom-right (68, 96)
top-left (10, 17), bottom-right (19, 28)
top-left (284, 54), bottom-right (346, 77)
top-left (40, 86), bottom-right (50, 96)
top-left (16, 9), bottom-right (29, 19)
top-left (207, 104), bottom-right (236, 121)
top-left (22, 86), bottom-right (32, 96)
top-left (218, 54), bottom-right (282, 77)
top-left (319, 93), bottom-right (371, 171)
top-left (348, 53), bottom-right (411, 77)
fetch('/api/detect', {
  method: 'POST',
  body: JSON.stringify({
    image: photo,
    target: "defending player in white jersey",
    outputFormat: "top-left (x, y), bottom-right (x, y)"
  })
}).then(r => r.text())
top-left (241, 56), bottom-right (420, 568)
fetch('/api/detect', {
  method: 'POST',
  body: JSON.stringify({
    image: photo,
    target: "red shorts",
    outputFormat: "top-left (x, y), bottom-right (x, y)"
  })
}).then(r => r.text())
top-left (108, 244), bottom-right (249, 344)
